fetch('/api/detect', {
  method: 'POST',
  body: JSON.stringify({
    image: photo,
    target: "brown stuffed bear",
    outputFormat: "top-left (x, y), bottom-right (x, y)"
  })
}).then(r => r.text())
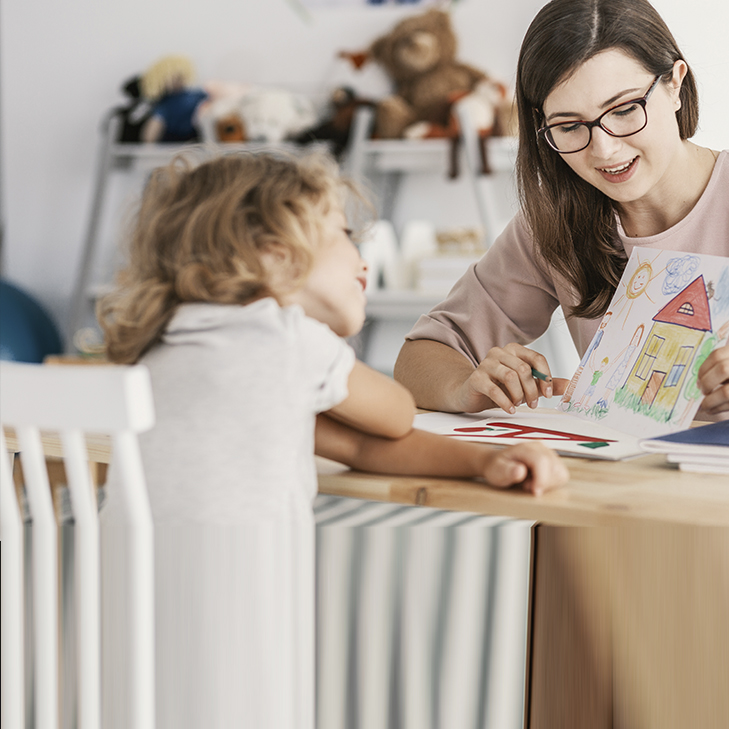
top-left (366, 9), bottom-right (488, 140)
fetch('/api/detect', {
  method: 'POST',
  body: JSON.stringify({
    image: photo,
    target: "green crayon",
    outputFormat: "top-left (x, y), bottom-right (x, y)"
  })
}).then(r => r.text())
top-left (531, 368), bottom-right (552, 383)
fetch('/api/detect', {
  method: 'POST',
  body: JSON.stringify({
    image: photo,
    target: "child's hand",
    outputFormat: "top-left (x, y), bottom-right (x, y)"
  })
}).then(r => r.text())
top-left (482, 443), bottom-right (569, 495)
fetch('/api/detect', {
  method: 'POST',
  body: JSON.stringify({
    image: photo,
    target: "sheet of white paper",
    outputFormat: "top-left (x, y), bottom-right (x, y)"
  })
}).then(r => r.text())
top-left (558, 249), bottom-right (729, 437)
top-left (414, 409), bottom-right (643, 461)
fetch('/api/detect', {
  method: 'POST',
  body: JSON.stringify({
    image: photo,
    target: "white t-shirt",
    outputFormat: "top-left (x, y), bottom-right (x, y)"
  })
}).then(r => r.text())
top-left (101, 298), bottom-right (355, 729)
top-left (138, 298), bottom-right (354, 522)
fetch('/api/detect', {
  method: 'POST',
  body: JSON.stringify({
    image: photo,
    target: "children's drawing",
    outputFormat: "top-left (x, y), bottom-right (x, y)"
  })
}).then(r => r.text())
top-left (560, 250), bottom-right (729, 437)
top-left (451, 422), bottom-right (616, 448)
top-left (414, 410), bottom-right (643, 460)
top-left (561, 310), bottom-right (612, 405)
top-left (675, 320), bottom-right (729, 422)
top-left (662, 255), bottom-right (700, 295)
top-left (614, 274), bottom-right (711, 415)
top-left (595, 324), bottom-right (644, 410)
top-left (574, 356), bottom-right (609, 410)
top-left (609, 251), bottom-right (664, 329)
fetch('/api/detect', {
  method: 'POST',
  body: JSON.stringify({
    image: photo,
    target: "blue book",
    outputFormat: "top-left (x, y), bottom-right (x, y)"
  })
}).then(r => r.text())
top-left (641, 420), bottom-right (729, 474)
top-left (640, 419), bottom-right (729, 454)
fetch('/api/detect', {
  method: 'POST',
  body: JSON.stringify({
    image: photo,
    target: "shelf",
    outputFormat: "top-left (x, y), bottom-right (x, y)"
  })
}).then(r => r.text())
top-left (107, 140), bottom-right (321, 165)
top-left (365, 289), bottom-right (443, 320)
top-left (357, 135), bottom-right (517, 174)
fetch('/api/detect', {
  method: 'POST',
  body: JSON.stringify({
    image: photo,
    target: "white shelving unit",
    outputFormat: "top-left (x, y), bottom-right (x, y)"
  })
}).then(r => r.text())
top-left (341, 106), bottom-right (521, 372)
top-left (343, 105), bottom-right (518, 245)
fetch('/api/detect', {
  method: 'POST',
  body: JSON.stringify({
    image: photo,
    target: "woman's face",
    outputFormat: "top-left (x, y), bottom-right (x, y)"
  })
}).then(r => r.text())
top-left (541, 49), bottom-right (685, 207)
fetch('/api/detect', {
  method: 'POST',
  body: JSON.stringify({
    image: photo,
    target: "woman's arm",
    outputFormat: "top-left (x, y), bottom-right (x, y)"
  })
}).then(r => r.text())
top-left (315, 413), bottom-right (569, 495)
top-left (326, 359), bottom-right (416, 439)
top-left (394, 339), bottom-right (567, 413)
top-left (393, 216), bottom-right (570, 414)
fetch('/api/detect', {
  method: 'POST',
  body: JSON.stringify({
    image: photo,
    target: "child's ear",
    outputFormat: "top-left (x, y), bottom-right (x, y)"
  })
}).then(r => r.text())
top-left (259, 243), bottom-right (299, 296)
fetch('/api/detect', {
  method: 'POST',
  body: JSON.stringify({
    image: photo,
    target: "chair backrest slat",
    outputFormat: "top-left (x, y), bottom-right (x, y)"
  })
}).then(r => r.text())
top-left (61, 429), bottom-right (101, 729)
top-left (16, 424), bottom-right (59, 729)
top-left (0, 362), bottom-right (156, 729)
top-left (0, 430), bottom-right (26, 729)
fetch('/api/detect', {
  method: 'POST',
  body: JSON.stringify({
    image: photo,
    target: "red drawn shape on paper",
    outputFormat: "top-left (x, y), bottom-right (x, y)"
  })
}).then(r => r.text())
top-left (453, 422), bottom-right (616, 444)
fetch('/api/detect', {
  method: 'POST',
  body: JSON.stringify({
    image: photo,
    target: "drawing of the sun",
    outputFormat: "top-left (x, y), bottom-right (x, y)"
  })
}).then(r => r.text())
top-left (613, 254), bottom-right (663, 328)
top-left (626, 262), bottom-right (653, 299)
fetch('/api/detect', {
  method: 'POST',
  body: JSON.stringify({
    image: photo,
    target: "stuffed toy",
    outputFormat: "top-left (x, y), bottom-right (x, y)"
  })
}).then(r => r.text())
top-left (197, 84), bottom-right (318, 144)
top-left (237, 87), bottom-right (318, 143)
top-left (139, 55), bottom-right (208, 143)
top-left (110, 76), bottom-right (155, 143)
top-left (292, 86), bottom-right (376, 159)
top-left (365, 10), bottom-right (487, 139)
top-left (344, 9), bottom-right (513, 177)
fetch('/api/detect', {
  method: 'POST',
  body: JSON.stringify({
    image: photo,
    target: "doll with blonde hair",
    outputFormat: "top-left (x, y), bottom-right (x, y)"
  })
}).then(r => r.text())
top-left (139, 54), bottom-right (207, 142)
top-left (98, 149), bottom-right (567, 729)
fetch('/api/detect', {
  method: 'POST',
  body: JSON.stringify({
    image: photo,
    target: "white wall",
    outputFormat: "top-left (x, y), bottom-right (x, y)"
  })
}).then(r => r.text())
top-left (1, 0), bottom-right (727, 343)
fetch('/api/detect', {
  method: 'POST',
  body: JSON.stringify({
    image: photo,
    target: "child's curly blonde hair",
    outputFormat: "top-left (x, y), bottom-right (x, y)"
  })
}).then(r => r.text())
top-left (98, 149), bottom-right (366, 364)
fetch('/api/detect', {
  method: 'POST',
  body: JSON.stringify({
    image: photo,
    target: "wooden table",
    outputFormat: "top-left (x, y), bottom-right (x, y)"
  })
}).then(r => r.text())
top-left (318, 450), bottom-right (729, 528)
top-left (319, 453), bottom-right (729, 729)
top-left (7, 426), bottom-right (729, 728)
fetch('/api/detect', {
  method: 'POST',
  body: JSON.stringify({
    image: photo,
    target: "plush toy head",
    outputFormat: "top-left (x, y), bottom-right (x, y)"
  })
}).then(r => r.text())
top-left (140, 55), bottom-right (196, 101)
top-left (370, 9), bottom-right (457, 84)
top-left (237, 88), bottom-right (318, 143)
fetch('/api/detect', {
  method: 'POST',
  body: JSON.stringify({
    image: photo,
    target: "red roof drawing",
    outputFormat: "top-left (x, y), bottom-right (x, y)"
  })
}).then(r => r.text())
top-left (653, 275), bottom-right (712, 332)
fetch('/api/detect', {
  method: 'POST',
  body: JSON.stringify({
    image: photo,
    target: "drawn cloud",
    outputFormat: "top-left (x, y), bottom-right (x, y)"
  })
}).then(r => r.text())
top-left (662, 255), bottom-right (700, 295)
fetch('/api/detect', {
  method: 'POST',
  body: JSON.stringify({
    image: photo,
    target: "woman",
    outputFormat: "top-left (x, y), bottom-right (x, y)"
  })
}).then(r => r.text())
top-left (394, 0), bottom-right (729, 419)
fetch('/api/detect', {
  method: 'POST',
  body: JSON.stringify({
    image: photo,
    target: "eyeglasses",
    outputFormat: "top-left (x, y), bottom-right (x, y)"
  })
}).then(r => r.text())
top-left (538, 75), bottom-right (662, 154)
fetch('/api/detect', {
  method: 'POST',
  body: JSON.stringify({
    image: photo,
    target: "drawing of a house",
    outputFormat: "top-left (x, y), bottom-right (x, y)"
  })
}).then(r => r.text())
top-left (618, 275), bottom-right (712, 418)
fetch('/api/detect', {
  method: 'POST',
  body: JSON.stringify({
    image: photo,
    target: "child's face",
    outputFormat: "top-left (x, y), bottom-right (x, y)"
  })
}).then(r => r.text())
top-left (285, 203), bottom-right (368, 338)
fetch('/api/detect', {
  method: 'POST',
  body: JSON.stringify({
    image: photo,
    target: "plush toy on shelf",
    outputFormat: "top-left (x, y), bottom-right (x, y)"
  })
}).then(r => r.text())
top-left (342, 8), bottom-right (514, 176)
top-left (197, 83), bottom-right (318, 144)
top-left (139, 55), bottom-right (209, 143)
top-left (110, 76), bottom-right (155, 143)
top-left (292, 85), bottom-right (375, 159)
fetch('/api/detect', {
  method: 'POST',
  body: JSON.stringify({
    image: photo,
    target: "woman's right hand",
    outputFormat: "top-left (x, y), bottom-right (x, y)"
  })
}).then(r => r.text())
top-left (456, 343), bottom-right (568, 414)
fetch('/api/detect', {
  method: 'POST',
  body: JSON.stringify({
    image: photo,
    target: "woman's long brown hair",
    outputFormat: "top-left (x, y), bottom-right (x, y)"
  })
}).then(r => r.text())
top-left (515, 0), bottom-right (699, 319)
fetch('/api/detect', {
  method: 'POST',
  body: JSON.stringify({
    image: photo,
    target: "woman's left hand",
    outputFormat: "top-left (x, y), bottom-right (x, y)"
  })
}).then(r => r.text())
top-left (697, 342), bottom-right (729, 415)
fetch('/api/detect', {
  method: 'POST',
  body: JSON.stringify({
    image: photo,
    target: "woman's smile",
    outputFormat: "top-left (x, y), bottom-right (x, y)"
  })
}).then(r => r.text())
top-left (597, 156), bottom-right (639, 183)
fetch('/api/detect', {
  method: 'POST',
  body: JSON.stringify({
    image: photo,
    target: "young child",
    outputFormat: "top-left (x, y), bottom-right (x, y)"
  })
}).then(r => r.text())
top-left (98, 150), bottom-right (567, 729)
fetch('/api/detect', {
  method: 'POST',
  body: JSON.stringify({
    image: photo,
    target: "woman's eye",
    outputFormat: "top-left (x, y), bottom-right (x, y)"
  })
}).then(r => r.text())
top-left (612, 103), bottom-right (640, 118)
top-left (556, 123), bottom-right (583, 135)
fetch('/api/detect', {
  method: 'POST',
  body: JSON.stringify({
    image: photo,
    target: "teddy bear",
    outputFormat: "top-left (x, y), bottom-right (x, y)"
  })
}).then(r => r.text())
top-left (363, 9), bottom-right (490, 141)
top-left (341, 9), bottom-right (513, 177)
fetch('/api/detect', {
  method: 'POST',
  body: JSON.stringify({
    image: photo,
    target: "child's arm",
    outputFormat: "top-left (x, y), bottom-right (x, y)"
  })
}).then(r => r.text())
top-left (315, 413), bottom-right (569, 495)
top-left (326, 360), bottom-right (416, 439)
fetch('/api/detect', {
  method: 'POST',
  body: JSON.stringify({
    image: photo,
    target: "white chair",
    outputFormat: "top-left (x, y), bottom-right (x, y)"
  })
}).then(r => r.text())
top-left (0, 361), bottom-right (156, 729)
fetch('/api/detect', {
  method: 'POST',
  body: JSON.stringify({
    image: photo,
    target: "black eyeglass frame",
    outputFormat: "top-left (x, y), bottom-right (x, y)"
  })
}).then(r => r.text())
top-left (537, 75), bottom-right (663, 154)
